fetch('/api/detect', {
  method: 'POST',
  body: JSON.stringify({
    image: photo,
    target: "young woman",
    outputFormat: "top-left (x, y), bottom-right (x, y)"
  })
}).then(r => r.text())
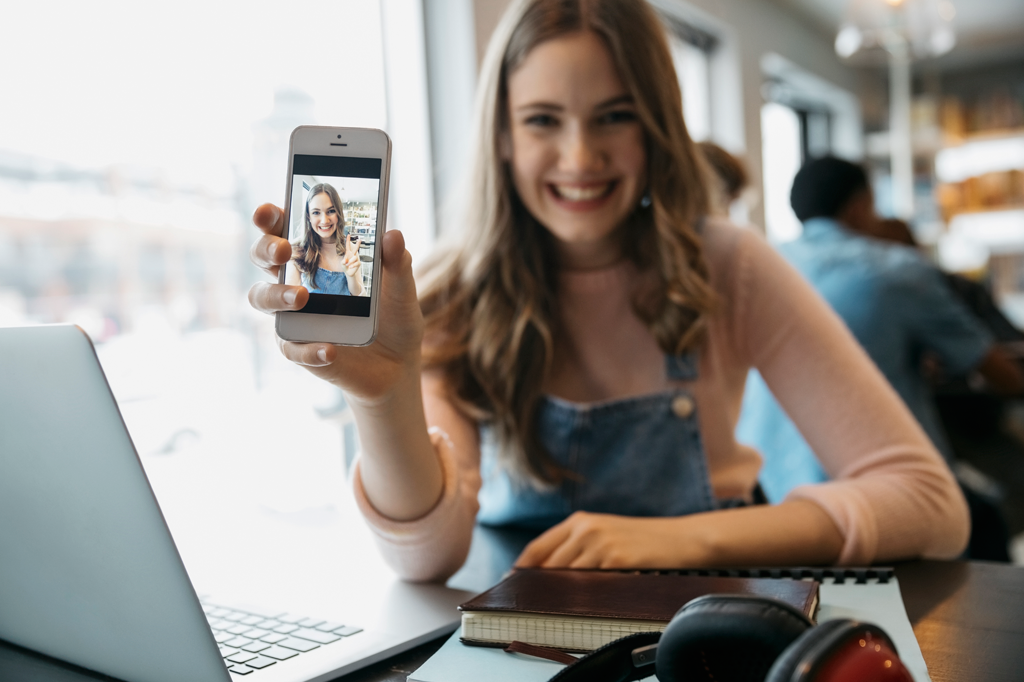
top-left (249, 0), bottom-right (968, 582)
top-left (286, 182), bottom-right (365, 296)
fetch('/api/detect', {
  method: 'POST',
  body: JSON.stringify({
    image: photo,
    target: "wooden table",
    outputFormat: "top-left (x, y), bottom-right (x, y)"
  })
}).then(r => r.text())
top-left (335, 525), bottom-right (1024, 682)
top-left (2, 545), bottom-right (1021, 682)
top-left (897, 560), bottom-right (1024, 682)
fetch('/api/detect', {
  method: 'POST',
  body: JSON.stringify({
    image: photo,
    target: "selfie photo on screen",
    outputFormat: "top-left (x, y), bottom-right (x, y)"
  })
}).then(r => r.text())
top-left (285, 174), bottom-right (379, 301)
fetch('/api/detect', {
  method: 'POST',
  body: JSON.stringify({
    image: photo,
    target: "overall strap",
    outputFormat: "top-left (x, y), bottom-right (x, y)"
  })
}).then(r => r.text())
top-left (665, 352), bottom-right (699, 381)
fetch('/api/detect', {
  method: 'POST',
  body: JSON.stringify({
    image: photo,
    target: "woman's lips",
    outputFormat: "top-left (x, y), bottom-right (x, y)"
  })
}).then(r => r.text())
top-left (547, 181), bottom-right (617, 210)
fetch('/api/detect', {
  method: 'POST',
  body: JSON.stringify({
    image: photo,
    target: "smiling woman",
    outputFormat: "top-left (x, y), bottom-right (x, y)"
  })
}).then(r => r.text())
top-left (247, 0), bottom-right (970, 583)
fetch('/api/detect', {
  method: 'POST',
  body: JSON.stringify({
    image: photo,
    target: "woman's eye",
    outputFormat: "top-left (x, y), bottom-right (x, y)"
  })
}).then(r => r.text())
top-left (598, 109), bottom-right (637, 125)
top-left (524, 114), bottom-right (558, 128)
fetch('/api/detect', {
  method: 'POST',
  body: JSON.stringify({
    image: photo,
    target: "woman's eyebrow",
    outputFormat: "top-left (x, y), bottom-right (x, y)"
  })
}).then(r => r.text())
top-left (515, 94), bottom-right (634, 113)
top-left (594, 94), bottom-right (635, 110)
top-left (514, 101), bottom-right (563, 113)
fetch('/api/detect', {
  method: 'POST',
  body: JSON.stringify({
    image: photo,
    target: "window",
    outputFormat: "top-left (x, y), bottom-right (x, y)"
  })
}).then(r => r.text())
top-left (761, 102), bottom-right (804, 242)
top-left (0, 1), bottom-right (393, 498)
top-left (669, 36), bottom-right (712, 143)
top-left (662, 16), bottom-right (717, 144)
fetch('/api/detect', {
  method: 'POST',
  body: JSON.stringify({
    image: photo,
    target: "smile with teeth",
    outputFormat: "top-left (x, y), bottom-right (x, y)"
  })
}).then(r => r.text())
top-left (550, 182), bottom-right (615, 202)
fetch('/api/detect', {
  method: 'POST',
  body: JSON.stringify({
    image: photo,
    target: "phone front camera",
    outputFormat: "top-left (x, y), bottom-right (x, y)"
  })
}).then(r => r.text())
top-left (337, 134), bottom-right (342, 139)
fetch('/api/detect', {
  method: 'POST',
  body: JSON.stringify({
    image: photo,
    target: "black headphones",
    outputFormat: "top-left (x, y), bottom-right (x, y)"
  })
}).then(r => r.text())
top-left (547, 594), bottom-right (912, 682)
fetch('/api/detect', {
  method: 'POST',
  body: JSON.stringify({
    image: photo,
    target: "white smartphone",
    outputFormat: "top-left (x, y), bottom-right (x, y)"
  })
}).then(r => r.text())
top-left (276, 125), bottom-right (392, 346)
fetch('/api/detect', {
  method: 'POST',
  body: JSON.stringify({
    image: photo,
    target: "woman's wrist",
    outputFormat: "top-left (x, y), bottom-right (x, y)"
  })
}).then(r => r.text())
top-left (346, 267), bottom-right (363, 294)
top-left (345, 352), bottom-right (423, 413)
top-left (664, 514), bottom-right (717, 567)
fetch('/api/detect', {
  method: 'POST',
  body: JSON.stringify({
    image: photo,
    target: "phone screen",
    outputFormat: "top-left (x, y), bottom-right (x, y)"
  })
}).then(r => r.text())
top-left (285, 154), bottom-right (381, 317)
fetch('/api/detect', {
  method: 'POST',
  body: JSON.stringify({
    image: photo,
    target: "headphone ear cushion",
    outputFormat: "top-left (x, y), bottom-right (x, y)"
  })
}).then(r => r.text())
top-left (765, 619), bottom-right (903, 682)
top-left (655, 595), bottom-right (813, 682)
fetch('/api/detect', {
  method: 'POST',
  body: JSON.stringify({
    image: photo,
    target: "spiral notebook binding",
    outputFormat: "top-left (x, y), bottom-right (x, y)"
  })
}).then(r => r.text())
top-left (626, 567), bottom-right (894, 584)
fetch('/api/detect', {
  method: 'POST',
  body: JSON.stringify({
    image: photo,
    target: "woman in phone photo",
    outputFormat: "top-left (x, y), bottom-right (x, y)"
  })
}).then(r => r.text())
top-left (249, 0), bottom-right (969, 582)
top-left (287, 182), bottom-right (365, 297)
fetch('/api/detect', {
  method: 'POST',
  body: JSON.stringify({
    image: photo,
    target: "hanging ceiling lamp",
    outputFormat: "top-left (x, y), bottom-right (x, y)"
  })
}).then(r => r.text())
top-left (833, 0), bottom-right (958, 219)
top-left (835, 0), bottom-right (957, 63)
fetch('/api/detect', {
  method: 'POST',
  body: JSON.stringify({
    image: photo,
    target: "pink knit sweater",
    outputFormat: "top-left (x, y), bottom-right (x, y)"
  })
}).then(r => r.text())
top-left (352, 219), bottom-right (970, 582)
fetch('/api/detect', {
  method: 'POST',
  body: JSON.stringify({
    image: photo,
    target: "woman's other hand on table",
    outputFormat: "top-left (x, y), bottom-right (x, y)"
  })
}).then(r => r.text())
top-left (514, 512), bottom-right (707, 570)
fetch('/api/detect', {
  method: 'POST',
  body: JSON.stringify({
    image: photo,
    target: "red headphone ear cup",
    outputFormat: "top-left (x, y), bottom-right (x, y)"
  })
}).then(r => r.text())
top-left (765, 619), bottom-right (913, 682)
top-left (655, 595), bottom-right (812, 682)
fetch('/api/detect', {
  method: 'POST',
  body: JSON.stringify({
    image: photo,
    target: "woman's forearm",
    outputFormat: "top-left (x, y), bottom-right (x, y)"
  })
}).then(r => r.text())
top-left (350, 366), bottom-right (444, 521)
top-left (685, 500), bottom-right (844, 567)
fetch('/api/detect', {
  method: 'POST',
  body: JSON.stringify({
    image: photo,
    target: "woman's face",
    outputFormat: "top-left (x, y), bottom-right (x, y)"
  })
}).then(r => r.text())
top-left (307, 192), bottom-right (339, 241)
top-left (506, 31), bottom-right (646, 269)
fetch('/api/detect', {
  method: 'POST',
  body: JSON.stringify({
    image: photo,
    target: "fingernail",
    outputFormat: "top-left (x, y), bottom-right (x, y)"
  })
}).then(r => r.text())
top-left (283, 289), bottom-right (297, 305)
top-left (317, 348), bottom-right (328, 363)
top-left (267, 205), bottom-right (281, 223)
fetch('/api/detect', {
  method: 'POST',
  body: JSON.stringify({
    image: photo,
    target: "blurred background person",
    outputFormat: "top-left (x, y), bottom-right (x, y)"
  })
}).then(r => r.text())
top-left (736, 156), bottom-right (1024, 561)
top-left (698, 141), bottom-right (749, 218)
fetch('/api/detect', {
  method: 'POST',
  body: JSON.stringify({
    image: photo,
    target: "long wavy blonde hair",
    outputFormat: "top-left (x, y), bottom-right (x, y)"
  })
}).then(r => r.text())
top-left (417, 0), bottom-right (715, 486)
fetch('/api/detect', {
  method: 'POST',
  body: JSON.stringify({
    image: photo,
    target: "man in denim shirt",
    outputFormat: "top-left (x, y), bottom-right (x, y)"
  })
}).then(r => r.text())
top-left (738, 157), bottom-right (1023, 502)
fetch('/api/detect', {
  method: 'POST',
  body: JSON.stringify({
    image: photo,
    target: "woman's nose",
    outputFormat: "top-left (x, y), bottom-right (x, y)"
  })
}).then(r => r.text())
top-left (559, 127), bottom-right (603, 173)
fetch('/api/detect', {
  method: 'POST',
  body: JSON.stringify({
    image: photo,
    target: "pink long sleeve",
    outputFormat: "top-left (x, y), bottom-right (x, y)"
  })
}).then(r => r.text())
top-left (717, 223), bottom-right (969, 563)
top-left (352, 218), bottom-right (969, 581)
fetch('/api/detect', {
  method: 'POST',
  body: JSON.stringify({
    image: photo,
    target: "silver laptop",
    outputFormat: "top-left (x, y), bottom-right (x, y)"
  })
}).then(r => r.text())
top-left (0, 324), bottom-right (473, 682)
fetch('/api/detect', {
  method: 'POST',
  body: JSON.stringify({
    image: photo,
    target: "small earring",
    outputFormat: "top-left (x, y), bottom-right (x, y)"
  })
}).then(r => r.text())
top-left (640, 192), bottom-right (652, 209)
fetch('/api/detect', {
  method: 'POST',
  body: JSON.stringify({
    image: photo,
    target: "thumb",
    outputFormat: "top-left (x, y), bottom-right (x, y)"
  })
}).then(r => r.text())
top-left (381, 228), bottom-right (407, 265)
top-left (380, 229), bottom-right (417, 298)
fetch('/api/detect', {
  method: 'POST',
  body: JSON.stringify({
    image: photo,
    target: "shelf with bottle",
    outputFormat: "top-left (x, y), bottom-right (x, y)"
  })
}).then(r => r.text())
top-left (936, 168), bottom-right (1024, 222)
top-left (929, 90), bottom-right (1024, 224)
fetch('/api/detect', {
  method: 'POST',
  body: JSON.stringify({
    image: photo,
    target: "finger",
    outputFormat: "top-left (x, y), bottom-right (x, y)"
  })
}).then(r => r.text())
top-left (252, 203), bottom-right (286, 237)
top-left (538, 533), bottom-right (588, 568)
top-left (248, 281), bottom-right (309, 314)
top-left (277, 339), bottom-right (336, 367)
top-left (250, 233), bottom-right (292, 272)
top-left (514, 522), bottom-right (573, 568)
top-left (567, 550), bottom-right (603, 570)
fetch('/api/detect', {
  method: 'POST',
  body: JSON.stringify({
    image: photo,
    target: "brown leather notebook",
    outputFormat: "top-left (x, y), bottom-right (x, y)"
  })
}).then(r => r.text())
top-left (458, 568), bottom-right (819, 652)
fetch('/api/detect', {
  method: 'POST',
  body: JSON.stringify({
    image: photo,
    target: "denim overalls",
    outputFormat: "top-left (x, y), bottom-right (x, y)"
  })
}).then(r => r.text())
top-left (476, 353), bottom-right (720, 530)
top-left (302, 268), bottom-right (352, 296)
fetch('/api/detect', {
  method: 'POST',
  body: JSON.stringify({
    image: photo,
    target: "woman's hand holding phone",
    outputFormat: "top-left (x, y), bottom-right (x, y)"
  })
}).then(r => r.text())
top-left (248, 203), bottom-right (424, 405)
top-left (249, 202), bottom-right (444, 524)
top-left (249, 128), bottom-right (442, 524)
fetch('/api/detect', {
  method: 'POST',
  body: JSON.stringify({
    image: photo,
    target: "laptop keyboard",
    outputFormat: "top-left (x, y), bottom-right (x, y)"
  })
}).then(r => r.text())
top-left (201, 600), bottom-right (363, 677)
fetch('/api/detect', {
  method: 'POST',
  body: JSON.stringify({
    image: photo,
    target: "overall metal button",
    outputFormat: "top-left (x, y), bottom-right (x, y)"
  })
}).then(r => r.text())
top-left (672, 395), bottom-right (695, 419)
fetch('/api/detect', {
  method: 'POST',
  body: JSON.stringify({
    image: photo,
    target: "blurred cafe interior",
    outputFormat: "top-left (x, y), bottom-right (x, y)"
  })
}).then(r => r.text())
top-left (2, 0), bottom-right (1024, 559)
